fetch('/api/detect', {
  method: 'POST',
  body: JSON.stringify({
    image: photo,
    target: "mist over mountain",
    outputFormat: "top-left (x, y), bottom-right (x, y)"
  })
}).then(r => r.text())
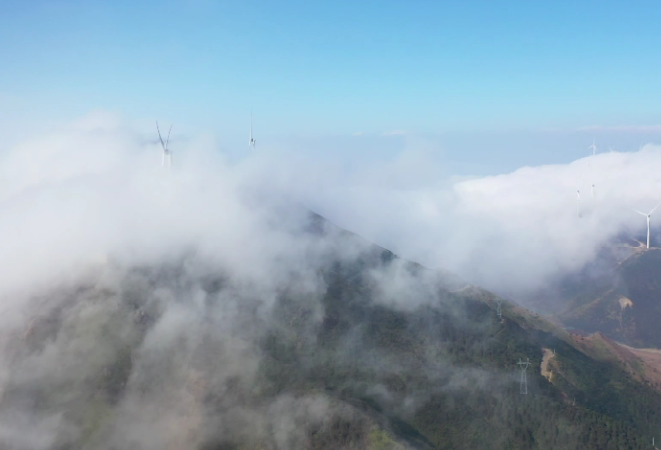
top-left (2, 114), bottom-right (661, 448)
top-left (4, 112), bottom-right (661, 304)
top-left (4, 208), bottom-right (661, 449)
top-left (257, 135), bottom-right (661, 308)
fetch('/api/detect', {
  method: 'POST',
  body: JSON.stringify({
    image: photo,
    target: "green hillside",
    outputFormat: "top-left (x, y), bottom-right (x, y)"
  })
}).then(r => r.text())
top-left (1, 214), bottom-right (660, 449)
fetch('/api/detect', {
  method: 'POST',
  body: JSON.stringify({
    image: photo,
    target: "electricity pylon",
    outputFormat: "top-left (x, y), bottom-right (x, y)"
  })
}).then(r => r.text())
top-left (517, 358), bottom-right (531, 395)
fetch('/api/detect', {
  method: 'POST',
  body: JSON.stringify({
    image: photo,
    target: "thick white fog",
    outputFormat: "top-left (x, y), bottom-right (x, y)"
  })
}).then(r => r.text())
top-left (0, 112), bottom-right (329, 324)
top-left (285, 141), bottom-right (661, 297)
top-left (1, 112), bottom-right (660, 306)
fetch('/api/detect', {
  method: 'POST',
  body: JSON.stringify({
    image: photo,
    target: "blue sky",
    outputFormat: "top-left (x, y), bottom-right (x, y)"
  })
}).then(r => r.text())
top-left (2, 0), bottom-right (661, 173)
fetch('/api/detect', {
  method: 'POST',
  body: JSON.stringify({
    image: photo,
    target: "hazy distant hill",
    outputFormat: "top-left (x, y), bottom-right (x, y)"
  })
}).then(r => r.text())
top-left (1, 213), bottom-right (661, 449)
top-left (557, 247), bottom-right (661, 348)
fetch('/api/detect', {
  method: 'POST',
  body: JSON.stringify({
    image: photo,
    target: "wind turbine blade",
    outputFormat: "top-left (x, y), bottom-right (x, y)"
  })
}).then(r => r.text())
top-left (633, 209), bottom-right (648, 216)
top-left (650, 201), bottom-right (661, 215)
top-left (156, 121), bottom-right (165, 149)
top-left (165, 125), bottom-right (172, 149)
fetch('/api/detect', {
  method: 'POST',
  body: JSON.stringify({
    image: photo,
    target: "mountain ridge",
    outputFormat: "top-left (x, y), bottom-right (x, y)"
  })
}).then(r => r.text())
top-left (0, 212), bottom-right (660, 449)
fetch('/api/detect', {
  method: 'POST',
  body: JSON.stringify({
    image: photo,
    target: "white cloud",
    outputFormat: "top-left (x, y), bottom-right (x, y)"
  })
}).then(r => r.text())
top-left (0, 114), bottom-right (325, 313)
top-left (2, 110), bottom-right (661, 312)
top-left (278, 144), bottom-right (661, 299)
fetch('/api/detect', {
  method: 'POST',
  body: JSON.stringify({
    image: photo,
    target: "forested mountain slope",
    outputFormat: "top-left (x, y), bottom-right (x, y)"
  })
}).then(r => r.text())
top-left (557, 248), bottom-right (661, 348)
top-left (0, 213), bottom-right (659, 449)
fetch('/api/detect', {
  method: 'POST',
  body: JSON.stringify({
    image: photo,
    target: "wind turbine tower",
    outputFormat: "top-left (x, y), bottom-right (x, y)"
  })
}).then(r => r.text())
top-left (517, 358), bottom-right (531, 395)
top-left (587, 140), bottom-right (597, 198)
top-left (633, 202), bottom-right (661, 249)
top-left (588, 139), bottom-right (597, 156)
top-left (249, 110), bottom-right (256, 149)
top-left (156, 121), bottom-right (173, 168)
top-left (496, 299), bottom-right (503, 322)
top-left (576, 190), bottom-right (581, 218)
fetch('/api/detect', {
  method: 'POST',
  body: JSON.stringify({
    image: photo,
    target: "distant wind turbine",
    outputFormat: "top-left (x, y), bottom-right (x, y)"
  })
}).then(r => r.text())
top-left (586, 140), bottom-right (597, 199)
top-left (588, 139), bottom-right (597, 156)
top-left (608, 146), bottom-right (614, 153)
top-left (156, 121), bottom-right (173, 168)
top-left (633, 202), bottom-right (661, 249)
top-left (577, 190), bottom-right (581, 218)
top-left (249, 109), bottom-right (256, 149)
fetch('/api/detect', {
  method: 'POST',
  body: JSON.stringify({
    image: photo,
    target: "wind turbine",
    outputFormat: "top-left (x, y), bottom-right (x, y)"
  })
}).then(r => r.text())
top-left (588, 139), bottom-right (597, 156)
top-left (249, 110), bottom-right (256, 149)
top-left (586, 140), bottom-right (597, 198)
top-left (156, 121), bottom-right (173, 168)
top-left (576, 190), bottom-right (581, 218)
top-left (633, 202), bottom-right (661, 249)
